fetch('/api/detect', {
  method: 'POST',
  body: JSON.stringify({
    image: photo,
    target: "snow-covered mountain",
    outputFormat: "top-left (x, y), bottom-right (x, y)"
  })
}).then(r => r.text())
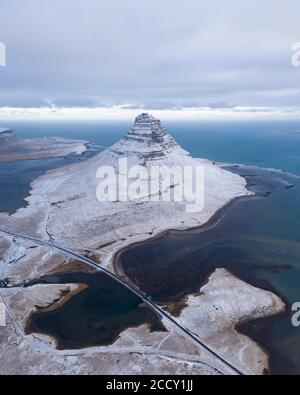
top-left (9, 114), bottom-right (250, 252)
top-left (110, 113), bottom-right (189, 163)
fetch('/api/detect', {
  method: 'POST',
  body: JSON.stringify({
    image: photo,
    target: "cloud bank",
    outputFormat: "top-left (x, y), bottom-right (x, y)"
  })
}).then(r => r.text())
top-left (0, 0), bottom-right (300, 115)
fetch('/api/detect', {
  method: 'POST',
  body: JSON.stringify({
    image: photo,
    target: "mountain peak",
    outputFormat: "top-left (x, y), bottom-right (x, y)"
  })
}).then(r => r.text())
top-left (132, 113), bottom-right (166, 138)
top-left (109, 113), bottom-right (187, 162)
top-left (134, 112), bottom-right (155, 122)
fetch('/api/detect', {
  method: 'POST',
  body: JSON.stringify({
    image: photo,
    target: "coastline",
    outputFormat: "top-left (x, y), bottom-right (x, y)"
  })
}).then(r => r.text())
top-left (112, 167), bottom-right (292, 374)
top-left (0, 141), bottom-right (94, 216)
top-left (110, 163), bottom-right (294, 280)
top-left (0, 136), bottom-right (89, 164)
top-left (0, 115), bottom-right (291, 375)
top-left (113, 193), bottom-right (257, 276)
top-left (112, 161), bottom-right (270, 278)
top-left (236, 309), bottom-right (294, 375)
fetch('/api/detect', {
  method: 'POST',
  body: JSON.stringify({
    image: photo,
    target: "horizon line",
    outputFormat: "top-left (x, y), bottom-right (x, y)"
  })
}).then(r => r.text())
top-left (0, 105), bottom-right (300, 121)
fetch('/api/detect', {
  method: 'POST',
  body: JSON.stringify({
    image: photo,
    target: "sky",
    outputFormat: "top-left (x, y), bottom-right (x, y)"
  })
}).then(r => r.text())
top-left (0, 0), bottom-right (300, 119)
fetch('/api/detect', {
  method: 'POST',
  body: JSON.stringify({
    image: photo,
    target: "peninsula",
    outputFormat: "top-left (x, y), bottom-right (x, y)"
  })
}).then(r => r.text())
top-left (0, 114), bottom-right (285, 375)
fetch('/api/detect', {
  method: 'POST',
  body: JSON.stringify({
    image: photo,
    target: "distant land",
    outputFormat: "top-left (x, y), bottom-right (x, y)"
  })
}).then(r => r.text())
top-left (0, 126), bottom-right (88, 163)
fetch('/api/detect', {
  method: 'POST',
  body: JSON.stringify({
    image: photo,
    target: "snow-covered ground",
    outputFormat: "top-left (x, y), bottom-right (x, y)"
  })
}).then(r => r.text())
top-left (0, 114), bottom-right (284, 375)
top-left (0, 114), bottom-right (251, 253)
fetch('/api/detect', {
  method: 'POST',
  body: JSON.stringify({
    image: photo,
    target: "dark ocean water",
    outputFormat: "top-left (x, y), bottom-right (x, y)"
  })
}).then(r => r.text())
top-left (1, 119), bottom-right (300, 372)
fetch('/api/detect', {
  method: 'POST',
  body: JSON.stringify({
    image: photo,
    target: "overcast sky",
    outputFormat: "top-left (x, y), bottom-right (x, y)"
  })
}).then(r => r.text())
top-left (0, 0), bottom-right (300, 114)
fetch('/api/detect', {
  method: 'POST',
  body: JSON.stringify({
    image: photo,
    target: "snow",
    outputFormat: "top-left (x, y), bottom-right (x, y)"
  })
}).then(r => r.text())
top-left (0, 114), bottom-right (285, 375)
top-left (0, 132), bottom-right (88, 163)
top-left (0, 127), bottom-right (11, 134)
top-left (177, 268), bottom-right (285, 374)
top-left (2, 113), bottom-right (251, 253)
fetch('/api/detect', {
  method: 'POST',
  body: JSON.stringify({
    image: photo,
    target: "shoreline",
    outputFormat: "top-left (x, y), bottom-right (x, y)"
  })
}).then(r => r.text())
top-left (0, 135), bottom-right (90, 164)
top-left (0, 135), bottom-right (290, 374)
top-left (112, 170), bottom-right (290, 375)
top-left (113, 172), bottom-right (257, 276)
top-left (111, 161), bottom-right (300, 275)
top-left (113, 164), bottom-right (295, 295)
top-left (24, 271), bottom-right (167, 351)
top-left (236, 309), bottom-right (291, 375)
top-left (0, 142), bottom-right (94, 216)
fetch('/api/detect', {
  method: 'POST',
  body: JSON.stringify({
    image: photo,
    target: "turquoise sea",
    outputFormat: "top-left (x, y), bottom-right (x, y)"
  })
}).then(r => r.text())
top-left (1, 119), bottom-right (300, 373)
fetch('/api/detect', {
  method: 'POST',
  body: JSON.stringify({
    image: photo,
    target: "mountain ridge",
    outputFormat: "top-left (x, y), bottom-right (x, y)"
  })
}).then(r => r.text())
top-left (108, 113), bottom-right (189, 163)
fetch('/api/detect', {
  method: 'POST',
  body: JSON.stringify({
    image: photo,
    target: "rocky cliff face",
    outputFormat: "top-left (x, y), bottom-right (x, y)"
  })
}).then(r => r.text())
top-left (109, 113), bottom-right (189, 164)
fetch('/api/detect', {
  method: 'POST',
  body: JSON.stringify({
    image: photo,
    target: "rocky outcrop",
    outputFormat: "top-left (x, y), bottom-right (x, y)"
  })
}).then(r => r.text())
top-left (110, 113), bottom-right (185, 161)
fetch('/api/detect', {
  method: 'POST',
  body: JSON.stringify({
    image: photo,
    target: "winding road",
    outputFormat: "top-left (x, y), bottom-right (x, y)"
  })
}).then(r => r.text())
top-left (0, 226), bottom-right (246, 375)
